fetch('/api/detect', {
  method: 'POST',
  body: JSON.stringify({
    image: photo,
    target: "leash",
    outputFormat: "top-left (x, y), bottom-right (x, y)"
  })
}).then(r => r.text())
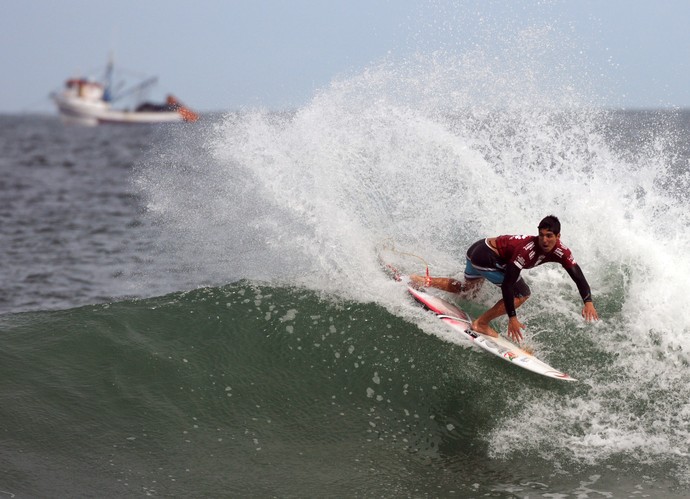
top-left (377, 238), bottom-right (431, 283)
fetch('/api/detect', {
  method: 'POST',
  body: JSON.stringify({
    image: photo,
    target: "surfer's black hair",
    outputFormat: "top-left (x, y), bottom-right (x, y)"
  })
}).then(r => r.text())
top-left (538, 215), bottom-right (561, 235)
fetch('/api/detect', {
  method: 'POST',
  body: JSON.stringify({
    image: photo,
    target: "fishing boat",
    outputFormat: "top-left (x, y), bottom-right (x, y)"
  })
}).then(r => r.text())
top-left (51, 57), bottom-right (199, 126)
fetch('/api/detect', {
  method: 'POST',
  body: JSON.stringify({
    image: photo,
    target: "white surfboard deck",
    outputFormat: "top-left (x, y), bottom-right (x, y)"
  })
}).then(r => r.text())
top-left (406, 285), bottom-right (577, 382)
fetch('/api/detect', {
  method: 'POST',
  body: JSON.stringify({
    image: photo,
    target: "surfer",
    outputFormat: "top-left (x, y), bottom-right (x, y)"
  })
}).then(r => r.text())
top-left (410, 215), bottom-right (599, 342)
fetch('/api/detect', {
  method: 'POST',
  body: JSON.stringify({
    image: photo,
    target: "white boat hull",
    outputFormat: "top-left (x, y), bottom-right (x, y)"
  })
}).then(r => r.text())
top-left (51, 71), bottom-right (198, 126)
top-left (54, 94), bottom-right (185, 126)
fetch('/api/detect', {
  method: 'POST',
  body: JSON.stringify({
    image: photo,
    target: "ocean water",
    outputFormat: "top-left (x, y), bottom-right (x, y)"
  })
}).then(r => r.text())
top-left (3, 46), bottom-right (690, 498)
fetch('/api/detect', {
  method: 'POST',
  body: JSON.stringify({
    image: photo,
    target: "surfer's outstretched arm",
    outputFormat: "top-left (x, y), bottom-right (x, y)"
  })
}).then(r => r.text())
top-left (564, 264), bottom-right (599, 321)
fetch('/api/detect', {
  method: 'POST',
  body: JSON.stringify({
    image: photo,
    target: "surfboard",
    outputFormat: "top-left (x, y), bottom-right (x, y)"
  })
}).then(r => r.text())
top-left (405, 284), bottom-right (577, 381)
top-left (377, 244), bottom-right (576, 381)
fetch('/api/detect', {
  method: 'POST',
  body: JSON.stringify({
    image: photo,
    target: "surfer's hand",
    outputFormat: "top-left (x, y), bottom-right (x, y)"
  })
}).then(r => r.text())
top-left (507, 316), bottom-right (524, 342)
top-left (582, 302), bottom-right (599, 321)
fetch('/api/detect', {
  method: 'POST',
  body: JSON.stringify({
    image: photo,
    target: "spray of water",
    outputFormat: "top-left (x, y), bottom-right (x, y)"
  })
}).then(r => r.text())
top-left (136, 7), bottom-right (690, 481)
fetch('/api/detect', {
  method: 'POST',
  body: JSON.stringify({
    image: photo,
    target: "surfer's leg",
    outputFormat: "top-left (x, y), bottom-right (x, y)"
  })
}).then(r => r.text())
top-left (409, 275), bottom-right (466, 293)
top-left (459, 276), bottom-right (483, 298)
top-left (472, 275), bottom-right (531, 335)
top-left (464, 241), bottom-right (505, 298)
top-left (462, 254), bottom-right (487, 298)
top-left (472, 295), bottom-right (529, 337)
top-left (408, 254), bottom-right (486, 293)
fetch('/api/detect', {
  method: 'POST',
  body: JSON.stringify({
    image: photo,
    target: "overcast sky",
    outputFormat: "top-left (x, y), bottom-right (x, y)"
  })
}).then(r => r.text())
top-left (3, 0), bottom-right (690, 113)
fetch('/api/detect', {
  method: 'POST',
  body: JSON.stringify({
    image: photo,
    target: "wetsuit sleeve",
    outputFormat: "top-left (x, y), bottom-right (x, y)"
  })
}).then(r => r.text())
top-left (501, 263), bottom-right (522, 317)
top-left (565, 264), bottom-right (593, 303)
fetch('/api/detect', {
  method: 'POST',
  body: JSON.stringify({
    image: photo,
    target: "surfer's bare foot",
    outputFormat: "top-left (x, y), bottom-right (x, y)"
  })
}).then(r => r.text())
top-left (471, 320), bottom-right (498, 337)
top-left (408, 274), bottom-right (426, 289)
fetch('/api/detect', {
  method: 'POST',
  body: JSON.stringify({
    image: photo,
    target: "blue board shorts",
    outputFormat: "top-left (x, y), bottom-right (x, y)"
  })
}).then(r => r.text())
top-left (463, 239), bottom-right (531, 297)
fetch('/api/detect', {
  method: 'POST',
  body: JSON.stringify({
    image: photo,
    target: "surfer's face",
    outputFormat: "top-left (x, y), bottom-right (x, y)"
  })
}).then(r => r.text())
top-left (538, 229), bottom-right (560, 253)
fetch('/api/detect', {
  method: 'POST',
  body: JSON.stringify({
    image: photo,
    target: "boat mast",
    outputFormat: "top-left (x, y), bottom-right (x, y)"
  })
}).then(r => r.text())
top-left (103, 52), bottom-right (114, 102)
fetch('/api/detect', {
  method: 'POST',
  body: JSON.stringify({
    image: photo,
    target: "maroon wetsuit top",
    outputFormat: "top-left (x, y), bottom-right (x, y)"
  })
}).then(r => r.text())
top-left (494, 235), bottom-right (576, 270)
top-left (493, 235), bottom-right (591, 317)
